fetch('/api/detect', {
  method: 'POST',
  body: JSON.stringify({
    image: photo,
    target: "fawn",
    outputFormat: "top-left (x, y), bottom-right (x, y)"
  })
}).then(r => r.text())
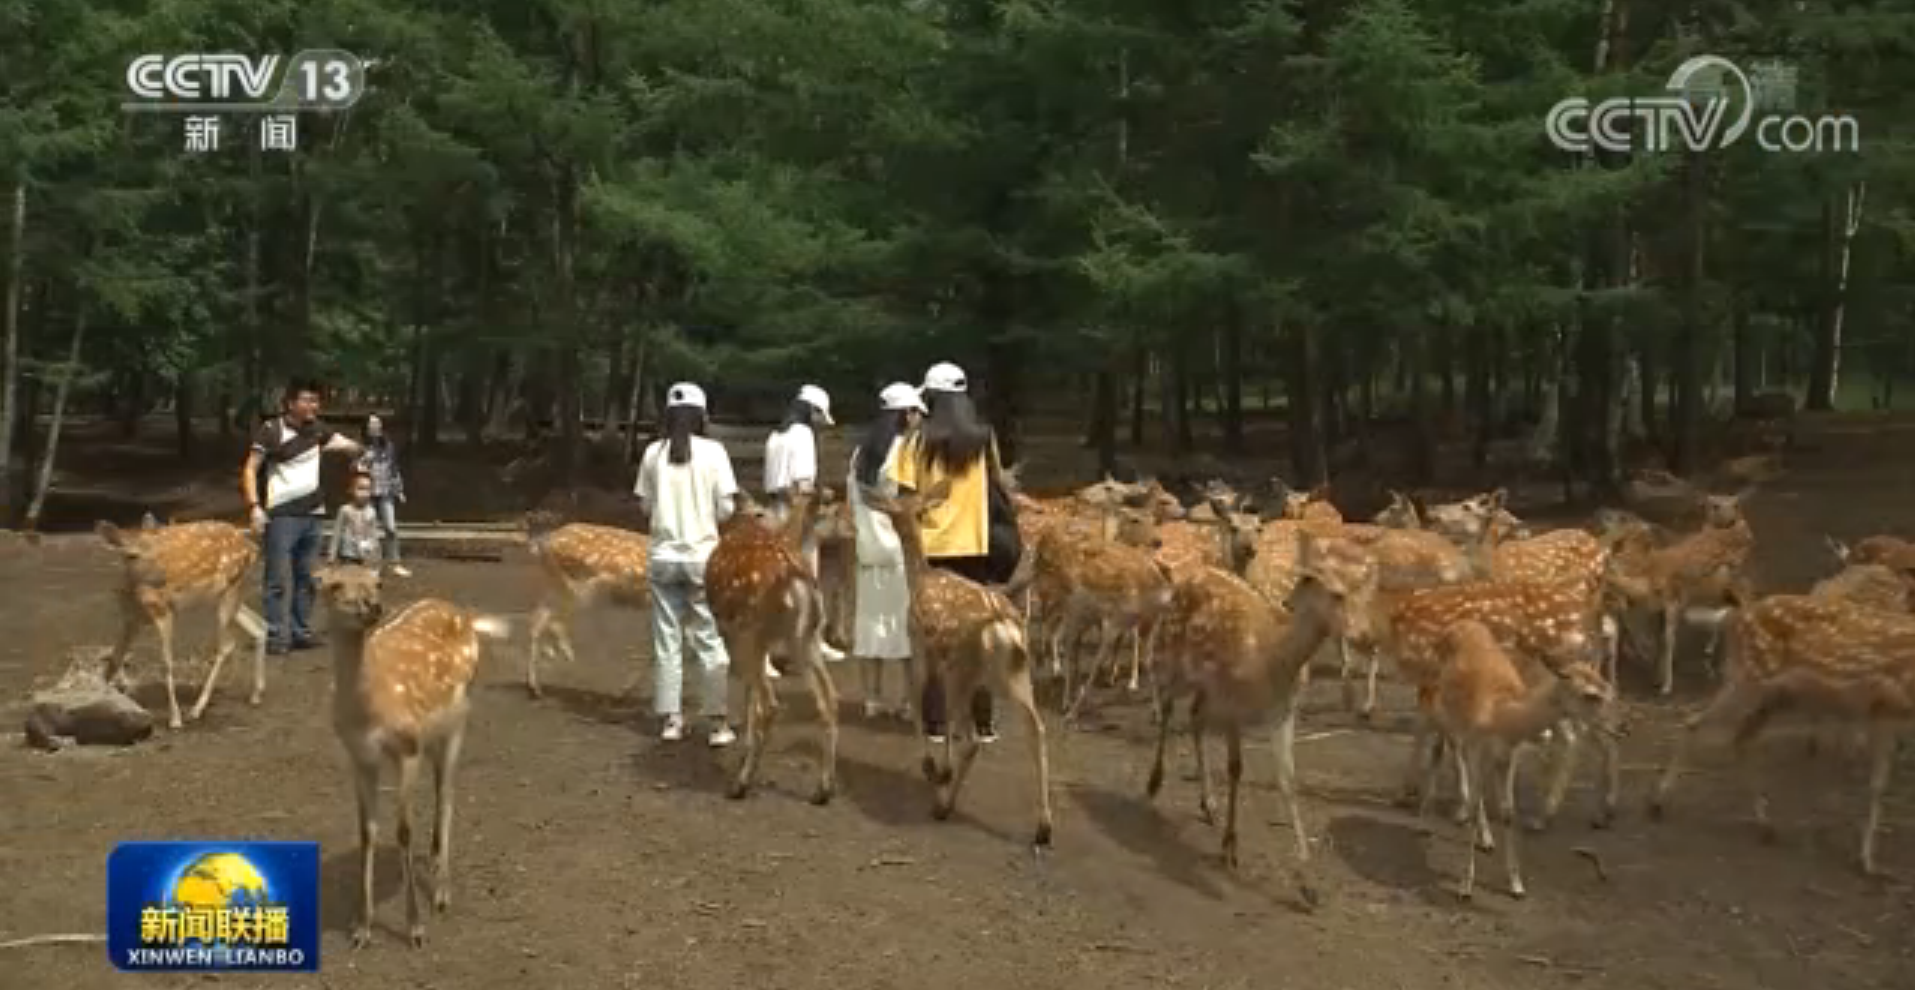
top-left (317, 564), bottom-right (511, 948)
top-left (1423, 620), bottom-right (1619, 899)
top-left (1649, 586), bottom-right (1915, 876)
top-left (95, 519), bottom-right (265, 730)
top-left (860, 479), bottom-right (1055, 847)
top-left (705, 487), bottom-right (841, 803)
top-left (1604, 490), bottom-right (1756, 694)
top-left (1145, 530), bottom-right (1377, 908)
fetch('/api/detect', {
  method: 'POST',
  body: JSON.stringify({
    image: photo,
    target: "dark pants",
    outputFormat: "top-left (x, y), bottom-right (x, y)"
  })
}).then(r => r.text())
top-left (922, 555), bottom-right (997, 738)
top-left (264, 515), bottom-right (323, 650)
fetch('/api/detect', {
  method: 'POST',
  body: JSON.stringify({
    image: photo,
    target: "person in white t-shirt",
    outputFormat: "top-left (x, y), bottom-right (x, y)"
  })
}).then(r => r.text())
top-left (762, 384), bottom-right (833, 556)
top-left (634, 382), bottom-right (741, 747)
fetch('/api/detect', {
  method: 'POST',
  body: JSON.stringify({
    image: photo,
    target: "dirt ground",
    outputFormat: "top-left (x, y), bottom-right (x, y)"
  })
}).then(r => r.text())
top-left (4, 415), bottom-right (1915, 990)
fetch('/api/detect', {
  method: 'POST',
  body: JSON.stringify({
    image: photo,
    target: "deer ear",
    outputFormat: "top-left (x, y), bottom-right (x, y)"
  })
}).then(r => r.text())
top-left (1488, 488), bottom-right (1508, 509)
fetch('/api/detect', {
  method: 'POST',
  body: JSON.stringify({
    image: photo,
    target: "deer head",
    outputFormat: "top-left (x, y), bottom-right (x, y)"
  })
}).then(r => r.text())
top-left (1102, 505), bottom-right (1163, 550)
top-left (1373, 490), bottom-right (1422, 529)
top-left (1284, 532), bottom-right (1379, 640)
top-left (1425, 488), bottom-right (1507, 542)
top-left (316, 564), bottom-right (386, 629)
top-left (1203, 493), bottom-right (1261, 574)
top-left (1701, 489), bottom-right (1753, 528)
top-left (1136, 478), bottom-right (1187, 521)
top-left (1550, 661), bottom-right (1622, 737)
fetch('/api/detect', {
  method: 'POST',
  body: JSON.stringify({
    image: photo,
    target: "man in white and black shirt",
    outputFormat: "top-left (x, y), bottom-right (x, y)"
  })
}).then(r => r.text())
top-left (240, 380), bottom-right (362, 654)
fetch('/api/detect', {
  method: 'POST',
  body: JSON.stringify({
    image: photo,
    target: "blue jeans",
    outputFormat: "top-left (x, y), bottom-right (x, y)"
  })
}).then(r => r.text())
top-left (649, 557), bottom-right (730, 717)
top-left (264, 515), bottom-right (323, 649)
top-left (373, 496), bottom-right (401, 563)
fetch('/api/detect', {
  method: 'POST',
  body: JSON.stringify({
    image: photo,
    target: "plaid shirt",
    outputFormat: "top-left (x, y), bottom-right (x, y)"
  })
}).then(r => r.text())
top-left (358, 441), bottom-right (406, 501)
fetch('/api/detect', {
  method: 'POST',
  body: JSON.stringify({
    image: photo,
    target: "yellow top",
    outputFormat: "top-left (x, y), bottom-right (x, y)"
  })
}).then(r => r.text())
top-left (888, 431), bottom-right (999, 559)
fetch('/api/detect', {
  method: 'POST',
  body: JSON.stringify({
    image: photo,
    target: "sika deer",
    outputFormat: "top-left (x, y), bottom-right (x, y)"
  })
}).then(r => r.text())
top-left (318, 564), bottom-right (511, 948)
top-left (1145, 531), bottom-right (1378, 908)
top-left (95, 519), bottom-right (265, 730)
top-left (705, 488), bottom-right (841, 803)
top-left (1372, 491), bottom-right (1423, 529)
top-left (1649, 588), bottom-right (1915, 875)
top-left (524, 517), bottom-right (650, 698)
top-left (1423, 620), bottom-right (1619, 900)
top-left (1604, 490), bottom-right (1756, 694)
top-left (861, 479), bottom-right (1054, 847)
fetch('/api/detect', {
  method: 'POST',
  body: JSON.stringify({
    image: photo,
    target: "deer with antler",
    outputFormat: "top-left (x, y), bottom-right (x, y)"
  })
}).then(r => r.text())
top-left (1604, 489), bottom-right (1757, 695)
top-left (1422, 620), bottom-right (1620, 900)
top-left (705, 487), bottom-right (843, 803)
top-left (95, 518), bottom-right (267, 730)
top-left (1649, 585), bottom-right (1915, 876)
top-left (1144, 530), bottom-right (1378, 908)
top-left (861, 479), bottom-right (1054, 847)
top-left (317, 564), bottom-right (511, 948)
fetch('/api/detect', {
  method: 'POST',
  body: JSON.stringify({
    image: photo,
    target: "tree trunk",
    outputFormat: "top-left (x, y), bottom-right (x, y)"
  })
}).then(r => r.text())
top-left (0, 180), bottom-right (25, 524)
top-left (624, 325), bottom-right (650, 464)
top-left (1732, 300), bottom-right (1756, 412)
top-left (1221, 306), bottom-right (1244, 454)
top-left (1467, 324), bottom-right (1492, 469)
top-left (174, 374), bottom-right (194, 460)
top-left (1405, 328), bottom-right (1435, 485)
top-left (1671, 151), bottom-right (1708, 474)
top-left (553, 169), bottom-right (583, 481)
top-left (1285, 322), bottom-right (1326, 486)
top-left (23, 304), bottom-right (85, 531)
top-left (1807, 181), bottom-right (1865, 411)
top-left (1128, 345), bottom-right (1147, 446)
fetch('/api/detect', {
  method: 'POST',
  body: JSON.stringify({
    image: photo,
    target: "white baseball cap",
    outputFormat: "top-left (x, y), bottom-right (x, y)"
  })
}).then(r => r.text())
top-left (922, 361), bottom-right (967, 393)
top-left (797, 384), bottom-right (834, 424)
top-left (665, 382), bottom-right (707, 410)
top-left (879, 382), bottom-right (927, 413)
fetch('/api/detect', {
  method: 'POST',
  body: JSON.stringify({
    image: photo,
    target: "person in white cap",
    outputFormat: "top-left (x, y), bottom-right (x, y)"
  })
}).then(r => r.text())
top-left (845, 382), bottom-right (928, 720)
top-left (762, 383), bottom-right (834, 561)
top-left (634, 382), bottom-right (740, 747)
top-left (887, 361), bottom-right (1019, 744)
top-left (356, 413), bottom-right (410, 576)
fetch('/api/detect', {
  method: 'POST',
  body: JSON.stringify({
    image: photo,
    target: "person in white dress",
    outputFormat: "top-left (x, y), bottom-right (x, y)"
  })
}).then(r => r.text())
top-left (846, 382), bottom-right (927, 719)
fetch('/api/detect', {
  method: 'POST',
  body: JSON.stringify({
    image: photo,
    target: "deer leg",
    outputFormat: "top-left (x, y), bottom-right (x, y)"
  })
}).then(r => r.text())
top-left (1124, 620), bottom-right (1145, 692)
top-left (1000, 662), bottom-right (1054, 848)
top-left (188, 589), bottom-right (244, 721)
top-left (934, 673), bottom-right (987, 821)
top-left (106, 608), bottom-right (141, 690)
top-left (913, 649), bottom-right (948, 786)
top-left (1272, 708), bottom-right (1319, 908)
top-left (1650, 680), bottom-right (1766, 819)
top-left (1416, 734), bottom-right (1445, 821)
top-left (234, 603), bottom-right (267, 706)
top-left (1336, 637), bottom-right (1358, 712)
top-left (1360, 646), bottom-right (1383, 722)
top-left (395, 753), bottom-right (426, 947)
top-left (1190, 693), bottom-right (1216, 825)
top-left (1497, 748), bottom-right (1527, 899)
top-left (525, 601), bottom-right (554, 698)
top-left (351, 760), bottom-right (380, 949)
top-left (1398, 716), bottom-right (1437, 807)
top-left (727, 637), bottom-right (773, 800)
top-left (1731, 698), bottom-right (1784, 844)
top-left (153, 611), bottom-right (183, 730)
top-left (1860, 723), bottom-right (1897, 877)
top-left (1658, 603), bottom-right (1679, 696)
top-left (1534, 721), bottom-right (1581, 831)
top-left (1063, 618), bottom-right (1119, 724)
top-left (1456, 745), bottom-right (1483, 901)
top-left (799, 636), bottom-right (840, 806)
top-left (428, 720), bottom-right (465, 914)
top-left (1146, 689), bottom-right (1178, 799)
top-left (1220, 724), bottom-right (1245, 870)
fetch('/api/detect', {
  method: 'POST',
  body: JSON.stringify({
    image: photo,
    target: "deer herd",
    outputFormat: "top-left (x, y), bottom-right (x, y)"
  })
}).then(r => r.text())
top-left (74, 461), bottom-right (1915, 944)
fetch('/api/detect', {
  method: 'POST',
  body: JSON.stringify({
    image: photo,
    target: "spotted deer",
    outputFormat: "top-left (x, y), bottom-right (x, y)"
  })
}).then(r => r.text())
top-left (1422, 488), bottom-right (1532, 543)
top-left (705, 487), bottom-right (841, 803)
top-left (1650, 588), bottom-right (1915, 876)
top-left (95, 519), bottom-right (265, 730)
top-left (1811, 562), bottom-right (1915, 613)
top-left (1144, 531), bottom-right (1379, 908)
top-left (1422, 620), bottom-right (1620, 900)
top-left (1828, 534), bottom-right (1915, 576)
top-left (317, 564), bottom-right (511, 948)
top-left (1005, 504), bottom-right (1162, 688)
top-left (523, 518), bottom-right (650, 698)
top-left (1278, 481), bottom-right (1344, 525)
top-left (1604, 490), bottom-right (1756, 694)
top-left (1372, 490), bottom-right (1422, 529)
top-left (1351, 575), bottom-right (1621, 831)
top-left (860, 479), bottom-right (1054, 847)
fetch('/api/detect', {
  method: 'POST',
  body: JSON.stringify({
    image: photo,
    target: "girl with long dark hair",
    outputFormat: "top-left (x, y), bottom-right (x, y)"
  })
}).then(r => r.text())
top-left (887, 361), bottom-right (1020, 744)
top-left (762, 384), bottom-right (833, 573)
top-left (846, 382), bottom-right (927, 720)
top-left (634, 382), bottom-right (742, 747)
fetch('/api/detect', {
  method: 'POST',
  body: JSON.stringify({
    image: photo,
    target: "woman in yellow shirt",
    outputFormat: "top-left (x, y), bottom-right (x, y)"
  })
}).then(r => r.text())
top-left (887, 361), bottom-right (1020, 744)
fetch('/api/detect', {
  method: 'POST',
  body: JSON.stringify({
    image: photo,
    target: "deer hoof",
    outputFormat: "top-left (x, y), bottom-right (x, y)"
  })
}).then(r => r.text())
top-left (350, 924), bottom-right (373, 950)
top-left (434, 887), bottom-right (451, 913)
top-left (931, 799), bottom-right (955, 822)
top-left (1033, 822), bottom-right (1053, 848)
top-left (1296, 878), bottom-right (1323, 911)
top-left (1591, 807), bottom-right (1616, 830)
top-left (248, 692), bottom-right (263, 706)
top-left (809, 785), bottom-right (834, 807)
top-left (726, 780), bottom-right (751, 801)
top-left (526, 684), bottom-right (543, 700)
top-left (408, 925), bottom-right (426, 948)
top-left (1507, 883), bottom-right (1528, 901)
top-left (1145, 768), bottom-right (1164, 799)
top-left (919, 756), bottom-right (939, 782)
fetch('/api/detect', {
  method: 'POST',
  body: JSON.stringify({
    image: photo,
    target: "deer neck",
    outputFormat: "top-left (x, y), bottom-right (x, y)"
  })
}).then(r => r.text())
top-left (1267, 587), bottom-right (1340, 685)
top-left (327, 612), bottom-right (375, 692)
top-left (1482, 680), bottom-right (1573, 743)
top-left (893, 515), bottom-right (934, 598)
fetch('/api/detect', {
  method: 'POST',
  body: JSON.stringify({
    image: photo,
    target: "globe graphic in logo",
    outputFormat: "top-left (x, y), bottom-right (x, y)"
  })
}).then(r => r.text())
top-left (170, 853), bottom-right (272, 944)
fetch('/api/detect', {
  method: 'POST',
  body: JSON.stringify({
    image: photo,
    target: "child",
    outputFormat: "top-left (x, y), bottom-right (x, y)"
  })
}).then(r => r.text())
top-left (357, 414), bottom-right (411, 577)
top-left (328, 473), bottom-right (384, 568)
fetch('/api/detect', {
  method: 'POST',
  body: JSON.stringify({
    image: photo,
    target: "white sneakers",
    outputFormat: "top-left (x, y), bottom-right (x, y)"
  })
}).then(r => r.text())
top-left (659, 714), bottom-right (734, 748)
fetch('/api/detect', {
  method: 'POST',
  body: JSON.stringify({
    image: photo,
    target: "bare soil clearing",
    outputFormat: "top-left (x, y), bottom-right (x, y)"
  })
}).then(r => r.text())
top-left (3, 415), bottom-right (1914, 990)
